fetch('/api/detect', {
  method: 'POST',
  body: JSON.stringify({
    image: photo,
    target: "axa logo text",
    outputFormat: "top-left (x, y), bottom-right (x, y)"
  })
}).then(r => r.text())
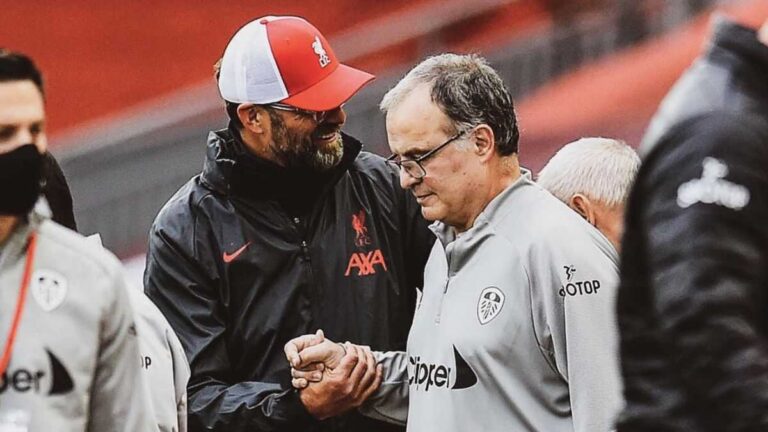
top-left (345, 250), bottom-right (388, 276)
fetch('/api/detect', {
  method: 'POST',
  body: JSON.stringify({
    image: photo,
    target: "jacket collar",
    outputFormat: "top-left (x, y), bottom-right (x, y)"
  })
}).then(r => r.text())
top-left (0, 199), bottom-right (49, 271)
top-left (428, 170), bottom-right (618, 270)
top-left (429, 168), bottom-right (533, 246)
top-left (200, 125), bottom-right (363, 197)
top-left (199, 126), bottom-right (363, 215)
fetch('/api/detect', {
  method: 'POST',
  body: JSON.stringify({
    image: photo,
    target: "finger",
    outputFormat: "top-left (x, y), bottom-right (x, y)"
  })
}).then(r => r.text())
top-left (357, 364), bottom-right (383, 404)
top-left (348, 345), bottom-right (370, 383)
top-left (334, 344), bottom-right (360, 377)
top-left (293, 362), bottom-right (324, 373)
top-left (361, 345), bottom-right (374, 364)
top-left (296, 341), bottom-right (344, 369)
top-left (284, 334), bottom-right (317, 367)
top-left (292, 367), bottom-right (323, 382)
top-left (284, 330), bottom-right (327, 367)
top-left (285, 341), bottom-right (300, 367)
top-left (356, 346), bottom-right (377, 392)
top-left (292, 377), bottom-right (309, 389)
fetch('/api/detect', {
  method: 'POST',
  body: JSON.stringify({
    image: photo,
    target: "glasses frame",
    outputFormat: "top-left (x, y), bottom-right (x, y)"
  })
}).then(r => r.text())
top-left (386, 129), bottom-right (468, 180)
top-left (266, 102), bottom-right (340, 123)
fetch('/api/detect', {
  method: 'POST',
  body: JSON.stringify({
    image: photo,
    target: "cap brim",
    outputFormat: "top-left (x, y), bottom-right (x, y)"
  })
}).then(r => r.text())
top-left (281, 64), bottom-right (375, 111)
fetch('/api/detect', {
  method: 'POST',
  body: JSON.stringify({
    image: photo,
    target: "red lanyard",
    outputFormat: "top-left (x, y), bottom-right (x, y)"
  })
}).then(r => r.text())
top-left (0, 232), bottom-right (38, 377)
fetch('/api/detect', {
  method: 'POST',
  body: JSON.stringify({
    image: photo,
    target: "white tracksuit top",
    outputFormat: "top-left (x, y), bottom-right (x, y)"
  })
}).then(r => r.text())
top-left (128, 285), bottom-right (190, 432)
top-left (85, 233), bottom-right (190, 432)
top-left (362, 171), bottom-right (623, 431)
top-left (0, 209), bottom-right (154, 431)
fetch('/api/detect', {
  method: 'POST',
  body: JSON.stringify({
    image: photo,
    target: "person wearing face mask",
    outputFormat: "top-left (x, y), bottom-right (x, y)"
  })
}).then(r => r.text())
top-left (143, 16), bottom-right (434, 432)
top-left (37, 150), bottom-right (190, 432)
top-left (0, 49), bottom-right (154, 431)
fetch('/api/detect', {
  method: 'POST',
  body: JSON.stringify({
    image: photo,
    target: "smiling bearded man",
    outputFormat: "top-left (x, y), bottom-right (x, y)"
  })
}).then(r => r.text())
top-left (143, 15), bottom-right (435, 432)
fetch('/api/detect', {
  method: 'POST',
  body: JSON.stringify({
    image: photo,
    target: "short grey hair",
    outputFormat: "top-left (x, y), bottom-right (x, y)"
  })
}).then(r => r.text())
top-left (537, 138), bottom-right (640, 208)
top-left (380, 53), bottom-right (520, 155)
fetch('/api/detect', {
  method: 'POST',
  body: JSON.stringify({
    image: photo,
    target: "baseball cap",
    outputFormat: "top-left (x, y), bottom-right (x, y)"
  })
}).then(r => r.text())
top-left (218, 16), bottom-right (375, 112)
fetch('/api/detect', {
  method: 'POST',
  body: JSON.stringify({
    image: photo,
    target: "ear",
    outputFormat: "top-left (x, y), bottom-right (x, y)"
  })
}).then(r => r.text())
top-left (473, 124), bottom-right (496, 160)
top-left (238, 104), bottom-right (266, 134)
top-left (569, 193), bottom-right (596, 226)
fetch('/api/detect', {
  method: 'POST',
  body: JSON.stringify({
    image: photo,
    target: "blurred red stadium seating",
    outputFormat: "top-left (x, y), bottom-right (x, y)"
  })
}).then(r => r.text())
top-left (0, 0), bottom-right (549, 143)
top-left (517, 0), bottom-right (768, 171)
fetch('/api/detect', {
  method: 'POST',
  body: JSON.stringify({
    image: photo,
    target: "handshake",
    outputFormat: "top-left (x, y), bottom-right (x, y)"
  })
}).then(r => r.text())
top-left (283, 330), bottom-right (383, 420)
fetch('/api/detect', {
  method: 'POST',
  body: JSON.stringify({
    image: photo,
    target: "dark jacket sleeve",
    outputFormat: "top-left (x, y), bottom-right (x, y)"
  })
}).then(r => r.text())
top-left (143, 197), bottom-right (314, 432)
top-left (636, 113), bottom-right (768, 431)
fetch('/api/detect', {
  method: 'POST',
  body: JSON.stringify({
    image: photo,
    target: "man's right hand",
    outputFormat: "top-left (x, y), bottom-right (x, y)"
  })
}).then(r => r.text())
top-left (297, 343), bottom-right (383, 420)
top-left (285, 329), bottom-right (346, 371)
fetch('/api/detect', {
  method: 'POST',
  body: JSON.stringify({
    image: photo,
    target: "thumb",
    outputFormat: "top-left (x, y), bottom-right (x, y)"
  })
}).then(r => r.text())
top-left (295, 340), bottom-right (345, 369)
top-left (285, 329), bottom-right (328, 367)
top-left (285, 333), bottom-right (320, 367)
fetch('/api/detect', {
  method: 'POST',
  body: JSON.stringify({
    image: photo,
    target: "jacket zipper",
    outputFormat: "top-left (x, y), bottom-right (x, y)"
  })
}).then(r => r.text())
top-left (290, 214), bottom-right (318, 298)
top-left (435, 244), bottom-right (453, 324)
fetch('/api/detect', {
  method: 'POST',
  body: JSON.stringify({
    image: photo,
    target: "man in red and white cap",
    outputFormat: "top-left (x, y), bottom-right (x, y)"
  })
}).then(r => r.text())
top-left (144, 16), bottom-right (434, 432)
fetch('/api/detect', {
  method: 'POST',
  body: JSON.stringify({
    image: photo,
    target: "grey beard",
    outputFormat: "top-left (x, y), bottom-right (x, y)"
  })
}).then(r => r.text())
top-left (270, 135), bottom-right (344, 172)
top-left (308, 138), bottom-right (344, 171)
top-left (267, 108), bottom-right (344, 172)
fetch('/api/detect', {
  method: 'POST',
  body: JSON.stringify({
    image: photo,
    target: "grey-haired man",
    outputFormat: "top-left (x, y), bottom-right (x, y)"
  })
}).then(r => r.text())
top-left (287, 53), bottom-right (623, 432)
top-left (537, 137), bottom-right (640, 253)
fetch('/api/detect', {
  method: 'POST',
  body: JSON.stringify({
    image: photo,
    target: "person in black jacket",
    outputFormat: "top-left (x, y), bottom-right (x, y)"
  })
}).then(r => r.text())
top-left (42, 152), bottom-right (77, 231)
top-left (617, 15), bottom-right (768, 432)
top-left (143, 15), bottom-right (434, 432)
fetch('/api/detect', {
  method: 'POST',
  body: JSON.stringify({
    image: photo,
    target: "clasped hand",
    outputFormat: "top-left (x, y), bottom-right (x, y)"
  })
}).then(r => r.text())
top-left (283, 330), bottom-right (382, 420)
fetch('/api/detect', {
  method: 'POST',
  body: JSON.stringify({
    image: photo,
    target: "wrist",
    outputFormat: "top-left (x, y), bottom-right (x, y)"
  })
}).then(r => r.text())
top-left (327, 342), bottom-right (347, 369)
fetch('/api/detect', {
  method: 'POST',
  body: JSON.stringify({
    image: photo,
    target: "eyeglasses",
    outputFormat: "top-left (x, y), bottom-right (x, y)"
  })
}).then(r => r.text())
top-left (386, 130), bottom-right (467, 180)
top-left (266, 103), bottom-right (341, 123)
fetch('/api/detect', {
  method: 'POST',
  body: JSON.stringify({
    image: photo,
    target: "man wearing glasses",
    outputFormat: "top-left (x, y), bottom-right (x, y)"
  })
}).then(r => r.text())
top-left (286, 54), bottom-right (623, 431)
top-left (144, 16), bottom-right (434, 432)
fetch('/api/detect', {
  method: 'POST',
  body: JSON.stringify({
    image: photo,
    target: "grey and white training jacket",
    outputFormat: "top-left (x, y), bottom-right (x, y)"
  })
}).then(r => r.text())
top-left (87, 234), bottom-right (190, 432)
top-left (362, 171), bottom-right (623, 432)
top-left (128, 283), bottom-right (190, 432)
top-left (0, 206), bottom-right (154, 431)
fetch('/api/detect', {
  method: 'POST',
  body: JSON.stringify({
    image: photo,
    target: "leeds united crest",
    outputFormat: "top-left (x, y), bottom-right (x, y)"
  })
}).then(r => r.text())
top-left (477, 286), bottom-right (505, 325)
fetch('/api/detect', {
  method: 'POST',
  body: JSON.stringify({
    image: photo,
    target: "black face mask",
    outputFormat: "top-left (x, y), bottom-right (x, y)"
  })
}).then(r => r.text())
top-left (0, 144), bottom-right (43, 216)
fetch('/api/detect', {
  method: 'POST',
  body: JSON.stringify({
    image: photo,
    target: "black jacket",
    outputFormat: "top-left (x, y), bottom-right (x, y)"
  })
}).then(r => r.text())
top-left (144, 128), bottom-right (434, 432)
top-left (617, 18), bottom-right (768, 432)
top-left (43, 152), bottom-right (77, 231)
